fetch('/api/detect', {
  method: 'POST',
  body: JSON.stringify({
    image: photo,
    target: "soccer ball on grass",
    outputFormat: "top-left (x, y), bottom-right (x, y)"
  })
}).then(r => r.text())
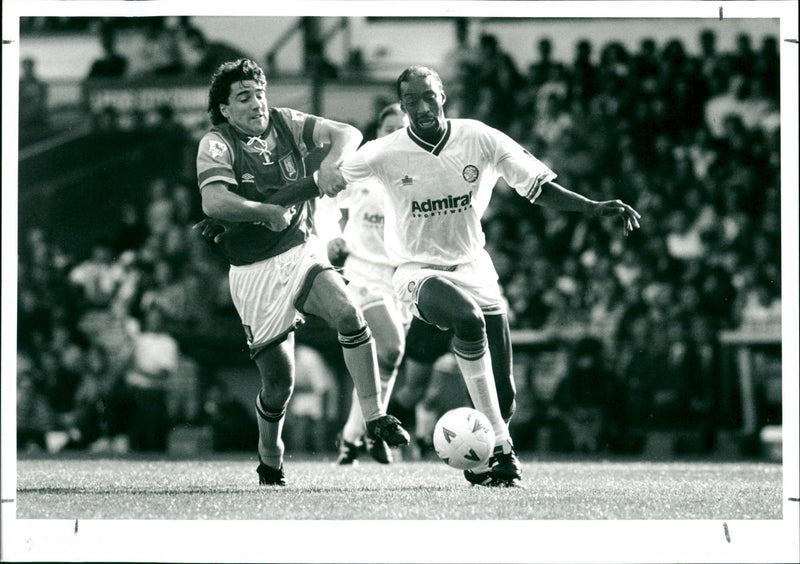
top-left (432, 407), bottom-right (495, 470)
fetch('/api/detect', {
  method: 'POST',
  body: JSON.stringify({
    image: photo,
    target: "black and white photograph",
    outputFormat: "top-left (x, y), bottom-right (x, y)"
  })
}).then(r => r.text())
top-left (2, 1), bottom-right (798, 562)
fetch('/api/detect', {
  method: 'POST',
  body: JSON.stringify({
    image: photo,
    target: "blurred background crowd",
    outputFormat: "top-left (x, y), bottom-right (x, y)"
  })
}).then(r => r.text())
top-left (15, 16), bottom-right (783, 459)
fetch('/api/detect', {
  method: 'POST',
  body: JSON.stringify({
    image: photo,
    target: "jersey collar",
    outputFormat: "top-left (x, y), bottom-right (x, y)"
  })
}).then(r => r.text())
top-left (231, 117), bottom-right (274, 143)
top-left (407, 120), bottom-right (451, 156)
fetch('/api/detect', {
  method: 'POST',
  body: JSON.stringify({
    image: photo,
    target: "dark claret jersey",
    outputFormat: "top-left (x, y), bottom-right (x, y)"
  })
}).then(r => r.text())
top-left (196, 107), bottom-right (321, 266)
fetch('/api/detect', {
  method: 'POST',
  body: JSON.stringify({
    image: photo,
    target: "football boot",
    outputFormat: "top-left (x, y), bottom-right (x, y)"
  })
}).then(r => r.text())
top-left (257, 457), bottom-right (287, 486)
top-left (364, 434), bottom-right (393, 464)
top-left (366, 414), bottom-right (410, 447)
top-left (490, 445), bottom-right (523, 484)
top-left (335, 434), bottom-right (360, 466)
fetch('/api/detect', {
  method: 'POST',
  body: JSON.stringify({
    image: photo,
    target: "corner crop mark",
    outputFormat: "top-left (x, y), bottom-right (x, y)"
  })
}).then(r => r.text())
top-left (718, 6), bottom-right (723, 19)
top-left (723, 522), bottom-right (730, 543)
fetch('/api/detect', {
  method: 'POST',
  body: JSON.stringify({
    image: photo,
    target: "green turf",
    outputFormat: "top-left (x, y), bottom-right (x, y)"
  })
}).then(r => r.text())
top-left (15, 456), bottom-right (782, 520)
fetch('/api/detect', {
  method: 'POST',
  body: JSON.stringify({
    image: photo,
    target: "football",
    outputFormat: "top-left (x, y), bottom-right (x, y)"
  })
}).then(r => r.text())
top-left (432, 407), bottom-right (496, 470)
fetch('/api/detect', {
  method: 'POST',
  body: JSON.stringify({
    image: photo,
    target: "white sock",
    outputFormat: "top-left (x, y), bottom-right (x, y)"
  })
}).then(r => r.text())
top-left (452, 336), bottom-right (509, 446)
top-left (339, 326), bottom-right (383, 422)
top-left (255, 393), bottom-right (285, 468)
top-left (342, 358), bottom-right (399, 444)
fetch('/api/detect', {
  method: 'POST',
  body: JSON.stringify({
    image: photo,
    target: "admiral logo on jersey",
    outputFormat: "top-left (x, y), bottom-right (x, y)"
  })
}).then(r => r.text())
top-left (362, 212), bottom-right (384, 226)
top-left (411, 191), bottom-right (472, 218)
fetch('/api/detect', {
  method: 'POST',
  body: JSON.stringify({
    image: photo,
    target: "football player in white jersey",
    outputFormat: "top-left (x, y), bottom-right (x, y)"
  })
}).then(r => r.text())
top-left (340, 65), bottom-right (641, 486)
top-left (324, 104), bottom-right (411, 465)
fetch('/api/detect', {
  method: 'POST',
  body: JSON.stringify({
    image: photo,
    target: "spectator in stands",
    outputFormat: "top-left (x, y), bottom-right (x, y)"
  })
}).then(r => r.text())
top-left (631, 38), bottom-right (660, 85)
top-left (568, 39), bottom-right (597, 112)
top-left (87, 27), bottom-right (128, 79)
top-left (19, 57), bottom-right (49, 143)
top-left (736, 272), bottom-right (782, 330)
top-left (17, 352), bottom-right (54, 452)
top-left (730, 33), bottom-right (756, 78)
top-left (696, 28), bottom-right (720, 81)
top-left (112, 202), bottom-right (148, 254)
top-left (756, 35), bottom-right (779, 100)
top-left (475, 33), bottom-right (524, 131)
top-left (68, 243), bottom-right (124, 308)
top-left (179, 25), bottom-right (250, 77)
top-left (59, 343), bottom-right (119, 453)
top-left (528, 37), bottom-right (563, 89)
top-left (438, 18), bottom-right (479, 85)
top-left (532, 92), bottom-right (574, 148)
top-left (125, 304), bottom-right (179, 452)
top-left (549, 337), bottom-right (628, 453)
top-left (704, 73), bottom-right (749, 138)
top-left (673, 313), bottom-right (717, 454)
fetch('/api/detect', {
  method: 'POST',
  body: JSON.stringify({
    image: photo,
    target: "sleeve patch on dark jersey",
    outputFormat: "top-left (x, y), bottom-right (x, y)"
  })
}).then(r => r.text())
top-left (208, 139), bottom-right (228, 160)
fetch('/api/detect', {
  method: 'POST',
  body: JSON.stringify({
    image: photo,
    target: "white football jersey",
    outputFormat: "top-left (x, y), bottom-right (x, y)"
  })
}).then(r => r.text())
top-left (335, 178), bottom-right (395, 267)
top-left (340, 118), bottom-right (556, 266)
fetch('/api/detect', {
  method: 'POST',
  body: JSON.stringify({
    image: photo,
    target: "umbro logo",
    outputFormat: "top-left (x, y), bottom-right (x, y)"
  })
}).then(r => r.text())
top-left (401, 175), bottom-right (414, 186)
top-left (242, 173), bottom-right (255, 183)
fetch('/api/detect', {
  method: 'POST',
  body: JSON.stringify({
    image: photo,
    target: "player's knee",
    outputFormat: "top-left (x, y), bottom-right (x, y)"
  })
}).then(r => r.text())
top-left (259, 380), bottom-right (293, 411)
top-left (377, 340), bottom-right (404, 374)
top-left (332, 300), bottom-right (366, 335)
top-left (450, 306), bottom-right (485, 341)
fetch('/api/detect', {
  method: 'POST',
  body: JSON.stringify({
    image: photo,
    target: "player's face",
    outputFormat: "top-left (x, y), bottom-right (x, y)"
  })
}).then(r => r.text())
top-left (377, 113), bottom-right (409, 138)
top-left (399, 75), bottom-right (446, 138)
top-left (220, 79), bottom-right (269, 136)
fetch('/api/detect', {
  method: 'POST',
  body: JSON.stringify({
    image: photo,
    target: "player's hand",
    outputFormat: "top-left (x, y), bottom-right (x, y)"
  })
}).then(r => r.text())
top-left (327, 237), bottom-right (349, 263)
top-left (316, 164), bottom-right (347, 198)
top-left (260, 203), bottom-right (292, 231)
top-left (192, 218), bottom-right (228, 244)
top-left (591, 200), bottom-right (641, 236)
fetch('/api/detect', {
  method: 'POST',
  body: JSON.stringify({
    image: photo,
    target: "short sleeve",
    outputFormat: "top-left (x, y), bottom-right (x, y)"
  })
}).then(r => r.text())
top-left (197, 132), bottom-right (235, 190)
top-left (491, 129), bottom-right (557, 203)
top-left (340, 149), bottom-right (376, 187)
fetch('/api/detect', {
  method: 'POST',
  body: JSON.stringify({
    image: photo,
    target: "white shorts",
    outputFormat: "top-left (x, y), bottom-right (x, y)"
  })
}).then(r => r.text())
top-left (228, 237), bottom-right (333, 352)
top-left (344, 254), bottom-right (411, 325)
top-left (392, 248), bottom-right (505, 324)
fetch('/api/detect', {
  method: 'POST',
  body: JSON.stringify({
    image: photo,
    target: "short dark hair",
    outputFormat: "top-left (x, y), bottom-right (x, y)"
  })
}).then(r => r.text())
top-left (378, 103), bottom-right (404, 127)
top-left (396, 65), bottom-right (444, 100)
top-left (207, 58), bottom-right (266, 125)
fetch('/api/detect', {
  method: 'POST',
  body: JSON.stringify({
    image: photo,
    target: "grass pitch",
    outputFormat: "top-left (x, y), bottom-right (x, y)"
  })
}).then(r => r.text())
top-left (15, 454), bottom-right (782, 520)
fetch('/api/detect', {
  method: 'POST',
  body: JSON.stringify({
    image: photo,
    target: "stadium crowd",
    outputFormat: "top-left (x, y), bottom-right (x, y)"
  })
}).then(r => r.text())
top-left (17, 26), bottom-right (781, 456)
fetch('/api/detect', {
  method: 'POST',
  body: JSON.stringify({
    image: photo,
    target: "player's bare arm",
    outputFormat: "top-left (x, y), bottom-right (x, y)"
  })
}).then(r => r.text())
top-left (534, 181), bottom-right (641, 236)
top-left (200, 181), bottom-right (291, 230)
top-left (313, 119), bottom-right (363, 197)
top-left (194, 175), bottom-right (323, 242)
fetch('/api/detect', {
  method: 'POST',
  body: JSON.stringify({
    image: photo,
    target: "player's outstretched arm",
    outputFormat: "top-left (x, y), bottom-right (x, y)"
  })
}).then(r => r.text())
top-left (534, 181), bottom-right (641, 236)
top-left (313, 119), bottom-right (363, 197)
